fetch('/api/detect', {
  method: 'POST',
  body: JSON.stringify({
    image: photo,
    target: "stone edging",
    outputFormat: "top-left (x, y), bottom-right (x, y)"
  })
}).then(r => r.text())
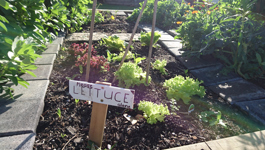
top-left (0, 32), bottom-right (65, 149)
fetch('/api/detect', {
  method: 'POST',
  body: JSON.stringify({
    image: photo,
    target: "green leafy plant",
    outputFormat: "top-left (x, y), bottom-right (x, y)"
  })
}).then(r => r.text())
top-left (139, 32), bottom-right (161, 47)
top-left (163, 75), bottom-right (205, 104)
top-left (114, 60), bottom-right (151, 88)
top-left (152, 59), bottom-right (167, 75)
top-left (75, 99), bottom-right (79, 105)
top-left (107, 50), bottom-right (135, 62)
top-left (169, 99), bottom-right (179, 115)
top-left (138, 101), bottom-right (170, 125)
top-left (102, 35), bottom-right (126, 52)
top-left (61, 133), bottom-right (67, 138)
top-left (127, 0), bottom-right (181, 29)
top-left (0, 37), bottom-right (40, 97)
top-left (199, 110), bottom-right (227, 128)
top-left (200, 1), bottom-right (265, 79)
top-left (57, 108), bottom-right (61, 119)
top-left (188, 104), bottom-right (194, 115)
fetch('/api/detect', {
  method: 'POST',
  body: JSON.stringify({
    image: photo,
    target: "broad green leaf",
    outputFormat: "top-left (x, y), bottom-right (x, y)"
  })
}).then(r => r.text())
top-left (0, 0), bottom-right (10, 10)
top-left (17, 78), bottom-right (29, 88)
top-left (25, 70), bottom-right (36, 77)
top-left (7, 76), bottom-right (18, 85)
top-left (0, 22), bottom-right (7, 31)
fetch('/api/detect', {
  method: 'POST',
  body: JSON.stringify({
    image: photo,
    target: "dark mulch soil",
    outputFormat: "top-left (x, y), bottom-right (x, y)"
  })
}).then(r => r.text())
top-left (34, 13), bottom-right (257, 150)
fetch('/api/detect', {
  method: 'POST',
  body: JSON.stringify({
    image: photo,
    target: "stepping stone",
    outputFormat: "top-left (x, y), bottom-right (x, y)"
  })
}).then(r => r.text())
top-left (138, 24), bottom-right (164, 33)
top-left (159, 34), bottom-right (175, 41)
top-left (167, 29), bottom-right (179, 37)
top-left (206, 130), bottom-right (265, 150)
top-left (178, 55), bottom-right (222, 70)
top-left (42, 44), bottom-right (60, 55)
top-left (65, 32), bottom-right (107, 42)
top-left (208, 80), bottom-right (265, 104)
top-left (112, 33), bottom-right (141, 41)
top-left (110, 11), bottom-right (126, 16)
top-left (235, 99), bottom-right (265, 125)
top-left (34, 54), bottom-right (56, 65)
top-left (189, 64), bottom-right (241, 86)
top-left (0, 80), bottom-right (49, 134)
top-left (20, 65), bottom-right (53, 81)
top-left (167, 47), bottom-right (184, 57)
top-left (159, 40), bottom-right (182, 49)
top-left (0, 133), bottom-right (35, 149)
top-left (167, 142), bottom-right (210, 150)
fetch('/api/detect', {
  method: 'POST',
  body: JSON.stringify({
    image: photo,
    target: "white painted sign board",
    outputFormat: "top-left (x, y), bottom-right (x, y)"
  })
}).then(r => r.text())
top-left (69, 80), bottom-right (135, 109)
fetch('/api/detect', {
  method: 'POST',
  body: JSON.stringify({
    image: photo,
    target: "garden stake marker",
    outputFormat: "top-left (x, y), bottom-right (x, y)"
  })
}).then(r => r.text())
top-left (112, 0), bottom-right (147, 83)
top-left (146, 0), bottom-right (158, 85)
top-left (69, 80), bottom-right (135, 147)
top-left (85, 0), bottom-right (97, 81)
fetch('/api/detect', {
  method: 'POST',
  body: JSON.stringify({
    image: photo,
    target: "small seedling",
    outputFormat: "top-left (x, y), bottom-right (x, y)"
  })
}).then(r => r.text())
top-left (188, 104), bottom-right (194, 115)
top-left (57, 108), bottom-right (61, 119)
top-left (75, 99), bottom-right (79, 105)
top-left (61, 133), bottom-right (67, 138)
top-left (199, 110), bottom-right (227, 128)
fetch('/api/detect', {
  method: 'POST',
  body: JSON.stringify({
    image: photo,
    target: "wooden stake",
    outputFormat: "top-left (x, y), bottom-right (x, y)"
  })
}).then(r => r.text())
top-left (89, 81), bottom-right (111, 147)
top-left (112, 0), bottom-right (148, 83)
top-left (85, 0), bottom-right (97, 81)
top-left (146, 0), bottom-right (158, 84)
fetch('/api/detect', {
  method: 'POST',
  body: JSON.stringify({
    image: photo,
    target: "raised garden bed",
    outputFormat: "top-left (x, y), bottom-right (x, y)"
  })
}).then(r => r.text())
top-left (34, 12), bottom-right (264, 149)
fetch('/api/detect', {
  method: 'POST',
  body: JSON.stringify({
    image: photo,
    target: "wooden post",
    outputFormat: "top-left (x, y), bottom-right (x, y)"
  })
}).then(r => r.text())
top-left (112, 0), bottom-right (148, 83)
top-left (89, 81), bottom-right (111, 147)
top-left (85, 0), bottom-right (97, 81)
top-left (145, 0), bottom-right (158, 84)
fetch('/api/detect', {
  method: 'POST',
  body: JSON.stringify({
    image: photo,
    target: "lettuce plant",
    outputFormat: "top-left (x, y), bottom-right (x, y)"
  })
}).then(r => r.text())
top-left (138, 101), bottom-right (170, 125)
top-left (107, 50), bottom-right (135, 62)
top-left (152, 59), bottom-right (167, 75)
top-left (139, 32), bottom-right (161, 47)
top-left (102, 35), bottom-right (126, 52)
top-left (163, 75), bottom-right (205, 104)
top-left (114, 60), bottom-right (151, 88)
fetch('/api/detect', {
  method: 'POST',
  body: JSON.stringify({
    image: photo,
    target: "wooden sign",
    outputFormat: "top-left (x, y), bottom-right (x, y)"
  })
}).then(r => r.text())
top-left (69, 80), bottom-right (135, 109)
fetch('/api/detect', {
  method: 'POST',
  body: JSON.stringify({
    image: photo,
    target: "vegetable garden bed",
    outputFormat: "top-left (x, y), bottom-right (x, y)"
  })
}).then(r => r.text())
top-left (34, 12), bottom-right (263, 150)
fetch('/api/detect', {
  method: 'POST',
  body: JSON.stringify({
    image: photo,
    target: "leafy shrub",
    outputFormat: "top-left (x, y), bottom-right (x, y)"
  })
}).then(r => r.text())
top-left (152, 59), bottom-right (167, 75)
top-left (102, 35), bottom-right (126, 52)
top-left (127, 0), bottom-right (181, 29)
top-left (199, 110), bottom-right (227, 128)
top-left (163, 75), bottom-right (205, 104)
top-left (199, 2), bottom-right (265, 79)
top-left (138, 101), bottom-right (170, 125)
top-left (114, 61), bottom-right (151, 88)
top-left (0, 37), bottom-right (40, 97)
top-left (175, 6), bottom-right (225, 52)
top-left (107, 50), bottom-right (135, 62)
top-left (139, 32), bottom-right (161, 47)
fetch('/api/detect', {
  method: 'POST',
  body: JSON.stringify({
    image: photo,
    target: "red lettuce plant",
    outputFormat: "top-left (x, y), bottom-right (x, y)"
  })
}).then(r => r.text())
top-left (70, 43), bottom-right (109, 73)
top-left (69, 43), bottom-right (97, 56)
